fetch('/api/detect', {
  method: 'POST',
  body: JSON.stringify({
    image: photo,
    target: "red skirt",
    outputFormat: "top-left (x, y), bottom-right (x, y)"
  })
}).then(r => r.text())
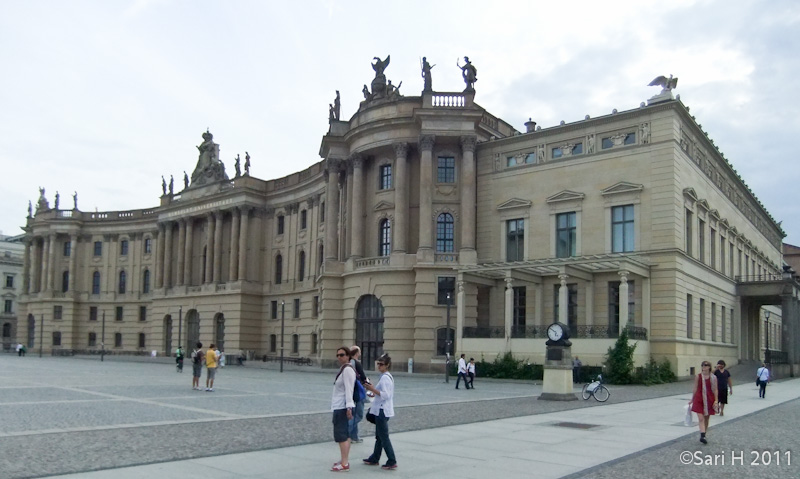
top-left (691, 375), bottom-right (716, 416)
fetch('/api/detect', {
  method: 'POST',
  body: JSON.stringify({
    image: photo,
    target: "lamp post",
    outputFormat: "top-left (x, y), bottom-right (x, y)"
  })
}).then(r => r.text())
top-left (280, 300), bottom-right (285, 373)
top-left (445, 292), bottom-right (451, 384)
top-left (39, 314), bottom-right (43, 358)
top-left (764, 310), bottom-right (770, 362)
top-left (178, 306), bottom-right (183, 353)
top-left (101, 310), bottom-right (106, 362)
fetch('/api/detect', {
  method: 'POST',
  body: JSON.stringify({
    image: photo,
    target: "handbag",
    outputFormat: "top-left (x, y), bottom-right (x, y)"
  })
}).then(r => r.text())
top-left (366, 412), bottom-right (376, 424)
top-left (354, 379), bottom-right (366, 402)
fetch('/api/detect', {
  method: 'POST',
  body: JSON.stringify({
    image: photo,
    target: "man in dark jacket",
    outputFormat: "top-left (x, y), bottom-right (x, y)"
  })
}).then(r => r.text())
top-left (349, 345), bottom-right (367, 443)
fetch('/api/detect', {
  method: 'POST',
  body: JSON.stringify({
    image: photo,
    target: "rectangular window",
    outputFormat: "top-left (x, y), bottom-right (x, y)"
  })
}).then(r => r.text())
top-left (4, 300), bottom-right (12, 313)
top-left (698, 219), bottom-right (705, 263)
top-left (745, 254), bottom-right (749, 277)
top-left (601, 138), bottom-right (614, 149)
top-left (312, 296), bottom-right (319, 318)
top-left (277, 216), bottom-right (285, 235)
top-left (120, 240), bottom-right (129, 256)
top-left (437, 157), bottom-right (455, 183)
top-left (115, 306), bottom-right (123, 321)
top-left (54, 305), bottom-right (63, 320)
top-left (311, 333), bottom-right (318, 354)
top-left (92, 272), bottom-right (101, 295)
top-left (699, 298), bottom-right (706, 340)
top-left (437, 277), bottom-right (455, 305)
top-left (139, 306), bottom-right (147, 322)
top-left (5, 275), bottom-right (12, 288)
top-left (686, 294), bottom-right (693, 339)
top-left (729, 307), bottom-right (735, 343)
top-left (685, 210), bottom-right (693, 255)
top-left (320, 202), bottom-right (325, 223)
top-left (513, 286), bottom-right (526, 327)
top-left (729, 242), bottom-right (734, 277)
top-left (94, 241), bottom-right (102, 257)
top-left (52, 331), bottom-right (62, 346)
top-left (300, 210), bottom-right (307, 229)
top-left (271, 301), bottom-right (278, 320)
top-left (291, 334), bottom-right (299, 354)
top-left (612, 205), bottom-right (635, 253)
top-left (721, 308), bottom-right (726, 343)
top-left (711, 302), bottom-right (717, 342)
top-left (138, 333), bottom-right (146, 348)
top-left (89, 306), bottom-right (98, 321)
top-left (379, 164), bottom-right (392, 190)
top-left (556, 212), bottom-right (576, 258)
top-left (63, 241), bottom-right (71, 257)
top-left (552, 147), bottom-right (563, 158)
top-left (293, 298), bottom-right (300, 319)
top-left (506, 219), bottom-right (524, 262)
top-left (720, 238), bottom-right (726, 275)
top-left (270, 334), bottom-right (277, 353)
top-left (572, 142), bottom-right (583, 155)
top-left (114, 332), bottom-right (122, 348)
top-left (710, 229), bottom-right (716, 269)
top-left (88, 332), bottom-right (96, 347)
top-left (144, 238), bottom-right (152, 254)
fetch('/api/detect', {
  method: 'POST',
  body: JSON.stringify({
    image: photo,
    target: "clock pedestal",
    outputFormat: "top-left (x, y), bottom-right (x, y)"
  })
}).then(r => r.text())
top-left (539, 345), bottom-right (578, 401)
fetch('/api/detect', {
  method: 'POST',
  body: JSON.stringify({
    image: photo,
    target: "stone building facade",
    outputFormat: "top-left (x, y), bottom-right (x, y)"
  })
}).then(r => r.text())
top-left (1, 234), bottom-right (25, 351)
top-left (18, 64), bottom-right (798, 375)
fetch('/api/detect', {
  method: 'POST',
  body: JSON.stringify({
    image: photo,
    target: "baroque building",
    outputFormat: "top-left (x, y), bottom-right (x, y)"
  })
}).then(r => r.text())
top-left (1, 233), bottom-right (25, 351)
top-left (18, 59), bottom-right (800, 375)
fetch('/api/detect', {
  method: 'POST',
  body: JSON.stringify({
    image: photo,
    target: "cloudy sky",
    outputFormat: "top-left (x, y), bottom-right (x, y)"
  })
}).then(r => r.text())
top-left (2, 0), bottom-right (798, 246)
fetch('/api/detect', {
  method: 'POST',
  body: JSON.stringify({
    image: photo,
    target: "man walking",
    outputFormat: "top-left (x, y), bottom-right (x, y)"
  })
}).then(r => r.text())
top-left (349, 345), bottom-right (367, 443)
top-left (206, 343), bottom-right (218, 391)
top-left (572, 356), bottom-right (582, 383)
top-left (191, 342), bottom-right (205, 390)
top-left (456, 354), bottom-right (470, 389)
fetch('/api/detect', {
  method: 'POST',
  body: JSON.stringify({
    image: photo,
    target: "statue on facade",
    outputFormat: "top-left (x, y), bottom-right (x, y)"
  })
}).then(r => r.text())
top-left (370, 55), bottom-right (391, 99)
top-left (234, 154), bottom-right (241, 177)
top-left (328, 103), bottom-right (335, 121)
top-left (387, 80), bottom-right (402, 100)
top-left (648, 74), bottom-right (678, 94)
top-left (458, 56), bottom-right (477, 91)
top-left (191, 129), bottom-right (229, 186)
top-left (421, 57), bottom-right (434, 91)
top-left (372, 55), bottom-right (390, 76)
top-left (183, 171), bottom-right (189, 189)
top-left (54, 191), bottom-right (60, 210)
top-left (36, 187), bottom-right (49, 212)
top-left (72, 191), bottom-right (78, 210)
top-left (169, 175), bottom-right (174, 195)
top-left (244, 151), bottom-right (251, 176)
top-left (161, 176), bottom-right (167, 195)
top-left (333, 90), bottom-right (341, 120)
top-left (362, 84), bottom-right (370, 100)
top-left (27, 200), bottom-right (32, 218)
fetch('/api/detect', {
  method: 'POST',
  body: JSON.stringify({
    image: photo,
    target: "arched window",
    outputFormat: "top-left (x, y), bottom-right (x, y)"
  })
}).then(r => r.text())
top-left (298, 251), bottom-right (306, 282)
top-left (92, 271), bottom-right (101, 295)
top-left (118, 270), bottom-right (127, 294)
top-left (436, 213), bottom-right (455, 252)
top-left (379, 219), bottom-right (391, 256)
top-left (275, 254), bottom-right (283, 284)
top-left (142, 269), bottom-right (151, 294)
top-left (62, 271), bottom-right (69, 292)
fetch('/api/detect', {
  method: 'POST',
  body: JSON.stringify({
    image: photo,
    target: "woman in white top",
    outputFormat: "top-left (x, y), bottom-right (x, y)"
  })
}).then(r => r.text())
top-left (757, 363), bottom-right (770, 398)
top-left (363, 353), bottom-right (397, 470)
top-left (331, 347), bottom-right (356, 472)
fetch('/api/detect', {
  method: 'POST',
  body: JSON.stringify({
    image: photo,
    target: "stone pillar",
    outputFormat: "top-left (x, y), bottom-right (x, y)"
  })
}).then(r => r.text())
top-left (36, 238), bottom-right (44, 292)
top-left (155, 224), bottom-right (165, 289)
top-left (460, 136), bottom-right (477, 261)
top-left (504, 277), bottom-right (514, 350)
top-left (535, 282), bottom-right (544, 327)
top-left (205, 213), bottom-right (215, 284)
top-left (229, 208), bottom-right (240, 281)
top-left (418, 135), bottom-right (435, 258)
top-left (238, 207), bottom-right (250, 281)
top-left (558, 274), bottom-right (569, 324)
top-left (393, 142), bottom-right (408, 253)
top-left (46, 234), bottom-right (56, 291)
top-left (68, 235), bottom-right (77, 292)
top-left (23, 239), bottom-right (31, 294)
top-left (176, 220), bottom-right (186, 286)
top-left (619, 271), bottom-right (629, 336)
top-left (183, 219), bottom-right (193, 286)
top-left (324, 158), bottom-right (342, 261)
top-left (350, 155), bottom-right (365, 258)
top-left (585, 280), bottom-right (594, 327)
top-left (213, 211), bottom-right (223, 283)
top-left (781, 294), bottom-right (796, 366)
top-left (163, 222), bottom-right (173, 289)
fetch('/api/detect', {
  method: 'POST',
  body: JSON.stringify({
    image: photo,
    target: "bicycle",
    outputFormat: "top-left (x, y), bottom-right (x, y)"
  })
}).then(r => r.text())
top-left (581, 374), bottom-right (610, 402)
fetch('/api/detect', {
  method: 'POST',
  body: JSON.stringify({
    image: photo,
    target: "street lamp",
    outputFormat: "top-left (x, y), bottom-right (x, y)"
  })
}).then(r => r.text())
top-left (101, 310), bottom-right (106, 362)
top-left (178, 306), bottom-right (183, 353)
top-left (39, 314), bottom-right (43, 358)
top-left (764, 310), bottom-right (770, 362)
top-left (280, 300), bottom-right (285, 373)
top-left (445, 292), bottom-right (451, 384)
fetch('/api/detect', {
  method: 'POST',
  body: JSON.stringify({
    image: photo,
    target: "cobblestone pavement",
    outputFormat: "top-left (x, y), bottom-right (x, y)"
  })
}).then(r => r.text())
top-left (0, 355), bottom-right (773, 478)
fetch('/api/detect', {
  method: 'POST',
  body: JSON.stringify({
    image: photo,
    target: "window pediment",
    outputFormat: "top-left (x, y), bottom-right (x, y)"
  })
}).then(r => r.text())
top-left (601, 182), bottom-right (644, 197)
top-left (546, 190), bottom-right (585, 204)
top-left (374, 201), bottom-right (395, 211)
top-left (683, 187), bottom-right (698, 202)
top-left (497, 198), bottom-right (532, 211)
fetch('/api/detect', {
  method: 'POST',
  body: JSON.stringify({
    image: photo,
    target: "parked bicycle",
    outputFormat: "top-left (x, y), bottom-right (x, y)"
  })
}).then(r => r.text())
top-left (581, 374), bottom-right (610, 402)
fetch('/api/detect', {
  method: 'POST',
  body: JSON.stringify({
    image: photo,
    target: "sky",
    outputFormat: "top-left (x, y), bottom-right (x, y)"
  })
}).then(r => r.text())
top-left (2, 0), bottom-right (799, 246)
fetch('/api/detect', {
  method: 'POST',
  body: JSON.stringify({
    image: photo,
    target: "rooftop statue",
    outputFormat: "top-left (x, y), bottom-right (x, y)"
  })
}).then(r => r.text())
top-left (169, 175), bottom-right (174, 195)
top-left (234, 154), bottom-right (241, 178)
top-left (36, 187), bottom-right (49, 212)
top-left (387, 80), bottom-right (403, 100)
top-left (648, 74), bottom-right (678, 94)
top-left (372, 55), bottom-right (390, 77)
top-left (183, 171), bottom-right (189, 189)
top-left (370, 55), bottom-right (391, 99)
top-left (54, 191), bottom-right (60, 210)
top-left (72, 191), bottom-right (78, 210)
top-left (333, 90), bottom-right (341, 120)
top-left (27, 200), bottom-right (32, 218)
top-left (244, 151), bottom-right (251, 176)
top-left (362, 84), bottom-right (370, 100)
top-left (421, 57), bottom-right (435, 91)
top-left (191, 129), bottom-right (229, 186)
top-left (458, 56), bottom-right (477, 92)
top-left (161, 176), bottom-right (167, 195)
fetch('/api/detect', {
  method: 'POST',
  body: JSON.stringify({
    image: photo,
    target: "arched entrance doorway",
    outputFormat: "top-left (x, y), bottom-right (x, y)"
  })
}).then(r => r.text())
top-left (163, 315), bottom-right (173, 356)
top-left (214, 313), bottom-right (225, 352)
top-left (186, 310), bottom-right (200, 351)
top-left (27, 314), bottom-right (35, 349)
top-left (356, 295), bottom-right (384, 370)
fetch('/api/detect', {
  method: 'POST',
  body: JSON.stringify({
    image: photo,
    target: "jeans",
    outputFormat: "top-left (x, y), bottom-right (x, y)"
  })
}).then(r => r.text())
top-left (348, 399), bottom-right (364, 440)
top-left (368, 410), bottom-right (396, 466)
top-left (456, 372), bottom-right (470, 389)
top-left (759, 380), bottom-right (767, 398)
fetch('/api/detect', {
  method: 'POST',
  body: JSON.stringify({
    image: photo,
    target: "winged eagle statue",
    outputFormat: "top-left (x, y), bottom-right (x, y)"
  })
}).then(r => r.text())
top-left (648, 74), bottom-right (678, 94)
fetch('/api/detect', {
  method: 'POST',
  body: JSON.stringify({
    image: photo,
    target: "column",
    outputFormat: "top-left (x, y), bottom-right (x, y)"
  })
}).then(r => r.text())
top-left (585, 280), bottom-right (594, 327)
top-left (459, 136), bottom-right (477, 255)
top-left (418, 135), bottom-right (435, 256)
top-left (156, 224), bottom-right (165, 289)
top-left (504, 277), bottom-right (514, 350)
top-left (205, 213), bottom-right (215, 284)
top-left (558, 274), bottom-right (569, 324)
top-left (456, 278), bottom-right (465, 356)
top-left (535, 282), bottom-right (544, 327)
top-left (183, 219), bottom-right (193, 285)
top-left (23, 239), bottom-right (31, 294)
top-left (393, 142), bottom-right (408, 253)
top-left (618, 271), bottom-right (629, 336)
top-left (238, 207), bottom-right (250, 281)
top-left (46, 234), bottom-right (56, 291)
top-left (176, 220), bottom-right (186, 286)
top-left (68, 235), bottom-right (77, 292)
top-left (324, 158), bottom-right (341, 261)
top-left (350, 155), bottom-right (364, 258)
top-left (229, 208), bottom-right (240, 281)
top-left (163, 222), bottom-right (173, 289)
top-left (213, 211), bottom-right (223, 283)
top-left (36, 238), bottom-right (44, 292)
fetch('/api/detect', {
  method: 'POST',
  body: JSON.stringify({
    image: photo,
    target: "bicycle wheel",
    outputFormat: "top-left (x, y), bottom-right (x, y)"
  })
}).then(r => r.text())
top-left (581, 383), bottom-right (591, 400)
top-left (594, 385), bottom-right (610, 402)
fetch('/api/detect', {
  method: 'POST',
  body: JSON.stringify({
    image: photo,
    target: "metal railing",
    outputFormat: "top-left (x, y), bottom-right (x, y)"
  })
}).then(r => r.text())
top-left (464, 324), bottom-right (647, 340)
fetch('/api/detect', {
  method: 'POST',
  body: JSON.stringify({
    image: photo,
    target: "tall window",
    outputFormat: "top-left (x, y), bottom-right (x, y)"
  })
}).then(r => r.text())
top-left (313, 296), bottom-right (319, 318)
top-left (699, 298), bottom-right (706, 340)
top-left (118, 270), bottom-right (126, 294)
top-left (144, 237), bottom-right (152, 254)
top-left (507, 219), bottom-right (524, 261)
top-left (320, 202), bottom-right (325, 223)
top-left (52, 331), bottom-right (62, 346)
top-left (271, 300), bottom-right (278, 319)
top-left (437, 277), bottom-right (455, 305)
top-left (4, 300), bottom-right (13, 313)
top-left (63, 241), bottom-right (71, 257)
top-left (300, 209), bottom-right (307, 229)
top-left (138, 333), bottom-right (146, 348)
top-left (436, 327), bottom-right (455, 356)
top-left (311, 333), bottom-right (318, 354)
top-left (89, 306), bottom-right (98, 321)
top-left (379, 219), bottom-right (391, 256)
top-left (5, 275), bottom-right (13, 288)
top-left (711, 302), bottom-right (717, 342)
top-left (379, 164), bottom-right (392, 190)
top-left (120, 240), bottom-right (129, 256)
top-left (720, 238), bottom-right (726, 275)
top-left (293, 298), bottom-right (300, 318)
top-left (297, 251), bottom-right (305, 281)
top-left (686, 294), bottom-right (693, 339)
top-left (436, 213), bottom-right (454, 252)
top-left (88, 332), bottom-right (97, 347)
top-left (94, 241), bottom-right (102, 256)
top-left (53, 305), bottom-right (63, 320)
top-left (277, 215), bottom-right (285, 235)
top-left (61, 271), bottom-right (69, 292)
top-left (698, 219), bottom-right (706, 262)
top-left (92, 271), bottom-right (101, 294)
top-left (269, 334), bottom-right (277, 353)
top-left (685, 210), bottom-right (693, 255)
top-left (291, 334), bottom-right (299, 354)
top-left (556, 212), bottom-right (576, 258)
top-left (274, 254), bottom-right (283, 284)
top-left (513, 286), bottom-right (526, 327)
top-left (115, 306), bottom-right (123, 321)
top-left (114, 332), bottom-right (122, 347)
top-left (729, 242), bottom-right (734, 277)
top-left (721, 307), bottom-right (726, 343)
top-left (612, 205), bottom-right (634, 253)
top-left (437, 156), bottom-right (455, 183)
top-left (142, 270), bottom-right (150, 294)
top-left (710, 229), bottom-right (716, 269)
top-left (139, 306), bottom-right (147, 322)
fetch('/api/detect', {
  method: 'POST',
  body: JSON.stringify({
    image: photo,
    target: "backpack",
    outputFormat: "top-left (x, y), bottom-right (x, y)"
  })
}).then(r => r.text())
top-left (335, 363), bottom-right (365, 402)
top-left (192, 349), bottom-right (201, 364)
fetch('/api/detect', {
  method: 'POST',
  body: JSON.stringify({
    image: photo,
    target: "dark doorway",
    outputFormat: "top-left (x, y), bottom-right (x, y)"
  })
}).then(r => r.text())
top-left (356, 295), bottom-right (384, 370)
top-left (164, 315), bottom-right (173, 356)
top-left (214, 313), bottom-right (225, 352)
top-left (186, 310), bottom-right (200, 350)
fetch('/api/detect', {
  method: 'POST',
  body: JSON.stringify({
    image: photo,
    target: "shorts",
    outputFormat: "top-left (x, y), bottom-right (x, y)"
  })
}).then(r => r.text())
top-left (207, 367), bottom-right (216, 379)
top-left (332, 409), bottom-right (349, 442)
top-left (193, 363), bottom-right (202, 377)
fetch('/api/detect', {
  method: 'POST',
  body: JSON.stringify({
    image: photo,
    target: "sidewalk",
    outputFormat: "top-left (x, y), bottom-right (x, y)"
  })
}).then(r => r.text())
top-left (50, 378), bottom-right (800, 479)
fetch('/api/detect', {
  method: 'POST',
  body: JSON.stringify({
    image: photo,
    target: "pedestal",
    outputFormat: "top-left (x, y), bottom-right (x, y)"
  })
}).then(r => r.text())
top-left (539, 345), bottom-right (578, 401)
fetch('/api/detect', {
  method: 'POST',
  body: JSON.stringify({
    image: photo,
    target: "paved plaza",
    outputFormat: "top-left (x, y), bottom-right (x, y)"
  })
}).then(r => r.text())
top-left (1, 355), bottom-right (798, 478)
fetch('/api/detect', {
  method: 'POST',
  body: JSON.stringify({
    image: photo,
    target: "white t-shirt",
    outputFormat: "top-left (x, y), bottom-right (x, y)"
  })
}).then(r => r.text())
top-left (368, 372), bottom-right (395, 418)
top-left (468, 362), bottom-right (475, 375)
top-left (458, 357), bottom-right (467, 374)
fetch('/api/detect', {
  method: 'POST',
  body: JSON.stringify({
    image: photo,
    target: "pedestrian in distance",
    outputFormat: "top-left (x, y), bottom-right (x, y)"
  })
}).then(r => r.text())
top-left (331, 347), bottom-right (356, 472)
top-left (175, 346), bottom-right (185, 373)
top-left (348, 345), bottom-right (367, 444)
top-left (572, 356), bottom-right (582, 383)
top-left (219, 349), bottom-right (225, 368)
top-left (467, 358), bottom-right (476, 389)
top-left (756, 362), bottom-right (770, 398)
top-left (205, 343), bottom-right (218, 391)
top-left (191, 342), bottom-right (205, 390)
top-left (16, 343), bottom-right (23, 357)
top-left (689, 361), bottom-right (718, 444)
top-left (456, 353), bottom-right (470, 389)
top-left (713, 360), bottom-right (732, 416)
top-left (363, 353), bottom-right (397, 470)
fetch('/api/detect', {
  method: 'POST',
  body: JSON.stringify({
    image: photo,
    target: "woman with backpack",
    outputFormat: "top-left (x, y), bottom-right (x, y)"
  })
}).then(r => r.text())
top-left (363, 353), bottom-right (397, 470)
top-left (191, 342), bottom-right (205, 390)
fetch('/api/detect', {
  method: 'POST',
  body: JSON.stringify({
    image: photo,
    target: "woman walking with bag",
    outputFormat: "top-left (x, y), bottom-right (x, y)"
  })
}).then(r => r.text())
top-left (363, 353), bottom-right (397, 470)
top-left (756, 362), bottom-right (770, 398)
top-left (331, 347), bottom-right (356, 472)
top-left (689, 361), bottom-right (719, 444)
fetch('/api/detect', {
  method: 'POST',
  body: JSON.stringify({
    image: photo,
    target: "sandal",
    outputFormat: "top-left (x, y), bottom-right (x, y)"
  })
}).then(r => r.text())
top-left (331, 462), bottom-right (350, 472)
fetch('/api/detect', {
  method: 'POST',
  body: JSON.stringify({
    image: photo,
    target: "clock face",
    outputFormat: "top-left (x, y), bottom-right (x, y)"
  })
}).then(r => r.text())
top-left (547, 323), bottom-right (563, 341)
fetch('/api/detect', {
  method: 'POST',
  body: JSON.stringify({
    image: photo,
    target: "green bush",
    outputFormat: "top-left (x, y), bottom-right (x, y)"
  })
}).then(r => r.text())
top-left (604, 328), bottom-right (637, 384)
top-left (634, 357), bottom-right (677, 385)
top-left (452, 352), bottom-right (543, 380)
